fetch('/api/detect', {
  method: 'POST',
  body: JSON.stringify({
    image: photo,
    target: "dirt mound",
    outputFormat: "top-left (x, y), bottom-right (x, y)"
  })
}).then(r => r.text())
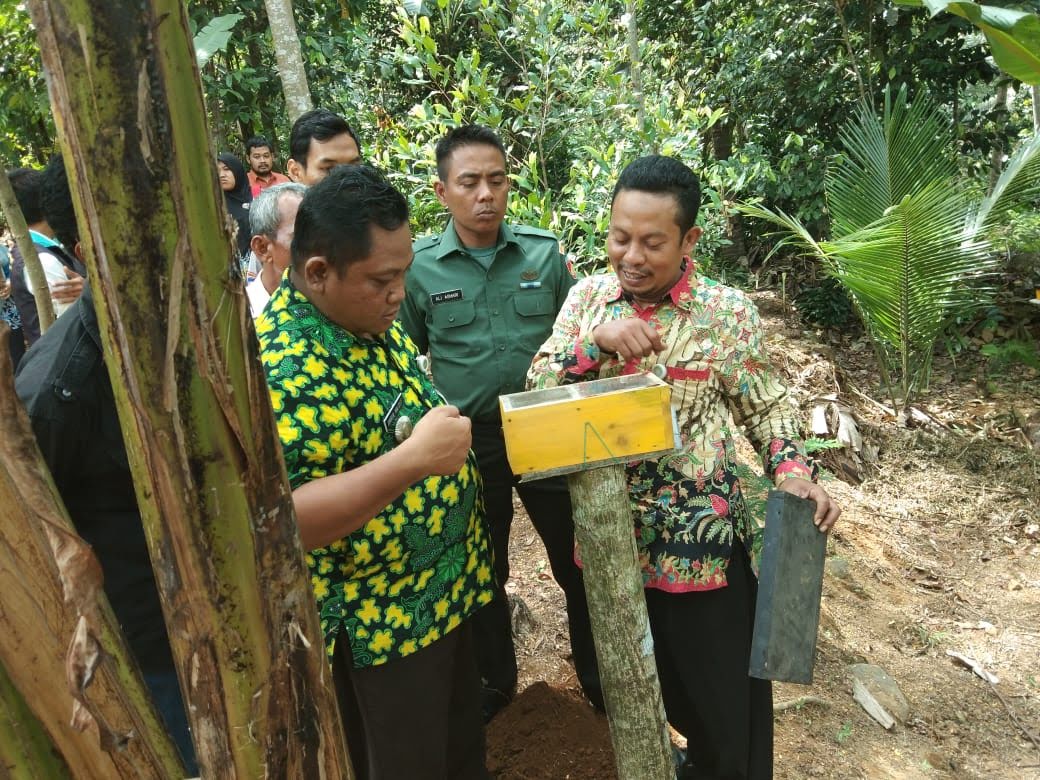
top-left (486, 682), bottom-right (616, 780)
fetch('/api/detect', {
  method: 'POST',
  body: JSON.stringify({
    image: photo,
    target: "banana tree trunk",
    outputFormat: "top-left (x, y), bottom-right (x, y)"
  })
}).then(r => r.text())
top-left (27, 1), bottom-right (352, 777)
top-left (0, 662), bottom-right (73, 780)
top-left (0, 165), bottom-right (55, 332)
top-left (263, 0), bottom-right (313, 122)
top-left (0, 327), bottom-right (186, 778)
top-left (567, 464), bottom-right (674, 780)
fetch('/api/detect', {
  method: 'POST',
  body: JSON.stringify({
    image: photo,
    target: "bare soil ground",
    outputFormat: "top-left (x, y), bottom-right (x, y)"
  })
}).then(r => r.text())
top-left (485, 291), bottom-right (1040, 779)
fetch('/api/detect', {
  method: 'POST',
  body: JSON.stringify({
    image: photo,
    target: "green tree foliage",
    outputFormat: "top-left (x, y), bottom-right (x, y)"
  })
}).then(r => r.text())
top-left (897, 0), bottom-right (1040, 83)
top-left (357, 1), bottom-right (732, 273)
top-left (0, 0), bottom-right (53, 163)
top-left (5, 0), bottom-right (1035, 277)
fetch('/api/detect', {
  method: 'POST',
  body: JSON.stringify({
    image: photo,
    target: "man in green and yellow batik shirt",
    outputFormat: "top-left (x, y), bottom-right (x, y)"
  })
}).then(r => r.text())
top-left (258, 165), bottom-right (494, 780)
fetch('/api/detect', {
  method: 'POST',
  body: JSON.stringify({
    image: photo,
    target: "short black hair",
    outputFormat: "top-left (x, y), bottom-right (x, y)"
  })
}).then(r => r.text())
top-left (435, 125), bottom-right (507, 181)
top-left (292, 165), bottom-right (408, 273)
top-left (245, 135), bottom-right (273, 154)
top-left (612, 155), bottom-right (701, 235)
top-left (289, 109), bottom-right (361, 168)
top-left (7, 167), bottom-right (46, 225)
top-left (41, 155), bottom-right (79, 249)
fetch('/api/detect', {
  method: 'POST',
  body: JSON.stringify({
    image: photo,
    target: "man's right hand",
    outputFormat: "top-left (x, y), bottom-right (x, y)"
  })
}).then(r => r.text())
top-left (592, 318), bottom-right (666, 362)
top-left (405, 405), bottom-right (472, 476)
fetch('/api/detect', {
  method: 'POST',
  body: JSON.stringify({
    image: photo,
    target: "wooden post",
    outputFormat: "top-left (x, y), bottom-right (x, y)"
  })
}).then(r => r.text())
top-left (568, 465), bottom-right (674, 780)
top-left (27, 1), bottom-right (353, 777)
top-left (0, 327), bottom-right (186, 778)
top-left (500, 376), bottom-right (677, 780)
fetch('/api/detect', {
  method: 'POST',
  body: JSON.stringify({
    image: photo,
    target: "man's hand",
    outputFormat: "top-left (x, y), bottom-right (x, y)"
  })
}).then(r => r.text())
top-left (405, 405), bottom-right (472, 477)
top-left (777, 477), bottom-right (841, 532)
top-left (0, 279), bottom-right (10, 301)
top-left (50, 267), bottom-right (84, 304)
top-left (592, 318), bottom-right (666, 362)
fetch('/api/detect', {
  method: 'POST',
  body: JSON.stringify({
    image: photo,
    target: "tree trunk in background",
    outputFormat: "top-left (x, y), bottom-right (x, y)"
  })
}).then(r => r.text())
top-left (625, 1), bottom-right (646, 143)
top-left (0, 165), bottom-right (56, 332)
top-left (567, 465), bottom-right (674, 780)
top-left (27, 1), bottom-right (353, 777)
top-left (711, 119), bottom-right (750, 266)
top-left (0, 663), bottom-right (73, 780)
top-left (0, 328), bottom-right (186, 778)
top-left (264, 0), bottom-right (313, 122)
top-left (1033, 85), bottom-right (1039, 133)
top-left (988, 84), bottom-right (1009, 193)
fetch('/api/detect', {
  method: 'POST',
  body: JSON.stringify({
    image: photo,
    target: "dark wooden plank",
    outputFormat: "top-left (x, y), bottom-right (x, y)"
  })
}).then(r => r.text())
top-left (749, 490), bottom-right (828, 684)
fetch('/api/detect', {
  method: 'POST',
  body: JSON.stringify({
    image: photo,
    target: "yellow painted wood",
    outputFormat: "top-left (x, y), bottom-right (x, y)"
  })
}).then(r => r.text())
top-left (500, 374), bottom-right (676, 479)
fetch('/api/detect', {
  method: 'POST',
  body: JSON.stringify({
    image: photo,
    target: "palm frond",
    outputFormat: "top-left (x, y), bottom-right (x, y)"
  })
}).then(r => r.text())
top-left (827, 85), bottom-right (956, 238)
top-left (826, 181), bottom-right (996, 397)
top-left (971, 132), bottom-right (1040, 235)
top-left (732, 203), bottom-right (829, 266)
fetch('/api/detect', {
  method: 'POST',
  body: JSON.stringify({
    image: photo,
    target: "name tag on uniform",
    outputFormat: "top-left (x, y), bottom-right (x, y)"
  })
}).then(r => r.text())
top-left (430, 288), bottom-right (464, 305)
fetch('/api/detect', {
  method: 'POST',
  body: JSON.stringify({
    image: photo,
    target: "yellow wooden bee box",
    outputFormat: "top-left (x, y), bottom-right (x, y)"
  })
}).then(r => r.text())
top-left (499, 373), bottom-right (679, 481)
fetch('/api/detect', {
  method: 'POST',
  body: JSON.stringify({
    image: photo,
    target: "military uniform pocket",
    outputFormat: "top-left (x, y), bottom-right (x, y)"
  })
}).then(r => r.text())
top-left (513, 291), bottom-right (554, 317)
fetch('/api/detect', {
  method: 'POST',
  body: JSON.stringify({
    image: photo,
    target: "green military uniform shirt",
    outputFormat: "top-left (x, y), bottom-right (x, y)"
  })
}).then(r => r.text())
top-left (400, 220), bottom-right (576, 421)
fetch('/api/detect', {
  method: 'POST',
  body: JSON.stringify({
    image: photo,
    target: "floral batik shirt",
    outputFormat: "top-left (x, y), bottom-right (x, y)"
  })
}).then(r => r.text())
top-left (258, 278), bottom-right (495, 667)
top-left (527, 261), bottom-right (818, 593)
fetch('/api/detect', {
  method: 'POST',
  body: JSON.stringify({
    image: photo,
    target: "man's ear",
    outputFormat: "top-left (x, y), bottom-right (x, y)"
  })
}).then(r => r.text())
top-left (286, 158), bottom-right (304, 183)
top-left (72, 241), bottom-right (85, 264)
top-left (681, 226), bottom-right (703, 257)
top-left (433, 179), bottom-right (447, 207)
top-left (250, 234), bottom-right (271, 263)
top-left (302, 256), bottom-right (331, 290)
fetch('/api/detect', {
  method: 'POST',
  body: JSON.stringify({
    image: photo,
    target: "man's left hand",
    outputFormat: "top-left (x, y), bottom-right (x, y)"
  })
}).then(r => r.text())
top-left (777, 477), bottom-right (841, 532)
top-left (51, 268), bottom-right (84, 304)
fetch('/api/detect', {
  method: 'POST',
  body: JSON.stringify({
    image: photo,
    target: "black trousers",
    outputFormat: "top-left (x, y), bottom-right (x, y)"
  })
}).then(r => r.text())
top-left (331, 622), bottom-right (489, 780)
top-left (645, 543), bottom-right (773, 780)
top-left (469, 422), bottom-right (601, 706)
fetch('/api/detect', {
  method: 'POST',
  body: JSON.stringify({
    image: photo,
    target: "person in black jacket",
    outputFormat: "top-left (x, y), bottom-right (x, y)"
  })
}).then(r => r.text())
top-left (14, 156), bottom-right (197, 773)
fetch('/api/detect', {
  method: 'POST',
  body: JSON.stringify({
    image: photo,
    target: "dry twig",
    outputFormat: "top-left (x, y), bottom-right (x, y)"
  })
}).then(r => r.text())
top-left (773, 695), bottom-right (830, 713)
top-left (987, 681), bottom-right (1040, 754)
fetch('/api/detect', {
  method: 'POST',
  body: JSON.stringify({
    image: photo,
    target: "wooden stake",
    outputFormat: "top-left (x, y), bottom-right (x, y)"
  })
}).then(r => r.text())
top-left (568, 464), bottom-right (674, 780)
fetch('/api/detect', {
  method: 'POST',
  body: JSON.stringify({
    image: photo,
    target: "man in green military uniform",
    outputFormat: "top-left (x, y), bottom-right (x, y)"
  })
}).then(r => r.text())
top-left (400, 125), bottom-right (601, 719)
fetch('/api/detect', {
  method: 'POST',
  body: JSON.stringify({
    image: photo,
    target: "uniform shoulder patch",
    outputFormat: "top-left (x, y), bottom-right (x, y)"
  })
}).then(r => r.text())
top-left (512, 224), bottom-right (559, 241)
top-left (412, 234), bottom-right (441, 254)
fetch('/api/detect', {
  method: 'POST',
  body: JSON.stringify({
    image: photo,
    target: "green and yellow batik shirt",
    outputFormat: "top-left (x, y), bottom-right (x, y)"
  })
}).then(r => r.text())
top-left (257, 278), bottom-right (495, 668)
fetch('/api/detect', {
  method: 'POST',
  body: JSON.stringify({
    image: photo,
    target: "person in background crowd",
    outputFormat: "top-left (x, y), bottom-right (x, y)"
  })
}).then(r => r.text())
top-left (257, 164), bottom-right (494, 779)
top-left (217, 152), bottom-right (253, 259)
top-left (245, 182), bottom-right (305, 318)
top-left (15, 154), bottom-right (197, 773)
top-left (0, 242), bottom-right (25, 368)
top-left (528, 154), bottom-right (840, 780)
top-left (245, 135), bottom-right (291, 197)
top-left (286, 109), bottom-right (362, 186)
top-left (400, 125), bottom-right (602, 721)
top-left (8, 161), bottom-right (85, 346)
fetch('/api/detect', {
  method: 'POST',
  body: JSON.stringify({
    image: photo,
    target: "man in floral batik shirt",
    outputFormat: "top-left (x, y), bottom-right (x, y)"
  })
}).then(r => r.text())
top-left (258, 165), bottom-right (494, 780)
top-left (528, 155), bottom-right (840, 780)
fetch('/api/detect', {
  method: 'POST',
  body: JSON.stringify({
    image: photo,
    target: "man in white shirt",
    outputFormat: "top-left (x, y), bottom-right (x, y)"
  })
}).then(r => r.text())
top-left (245, 182), bottom-right (306, 318)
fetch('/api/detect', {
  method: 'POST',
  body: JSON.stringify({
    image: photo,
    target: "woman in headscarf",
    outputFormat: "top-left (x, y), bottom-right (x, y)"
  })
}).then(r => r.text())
top-left (217, 152), bottom-right (253, 259)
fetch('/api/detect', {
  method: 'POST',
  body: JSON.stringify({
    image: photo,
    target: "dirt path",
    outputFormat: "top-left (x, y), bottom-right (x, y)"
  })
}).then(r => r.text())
top-left (485, 292), bottom-right (1040, 779)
